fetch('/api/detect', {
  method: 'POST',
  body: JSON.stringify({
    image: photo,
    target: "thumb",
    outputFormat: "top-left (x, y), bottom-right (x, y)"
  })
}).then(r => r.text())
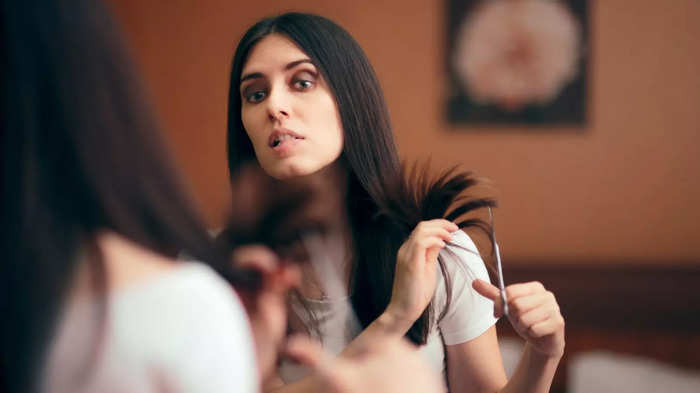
top-left (472, 279), bottom-right (500, 301)
top-left (233, 245), bottom-right (279, 273)
top-left (426, 247), bottom-right (440, 265)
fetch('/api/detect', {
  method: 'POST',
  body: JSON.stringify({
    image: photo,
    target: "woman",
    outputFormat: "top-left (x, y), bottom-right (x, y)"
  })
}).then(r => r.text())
top-left (0, 1), bottom-right (262, 392)
top-left (0, 2), bottom-right (443, 393)
top-left (226, 12), bottom-right (565, 393)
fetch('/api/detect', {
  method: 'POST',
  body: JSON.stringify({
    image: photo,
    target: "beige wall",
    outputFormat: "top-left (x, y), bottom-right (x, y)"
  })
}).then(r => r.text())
top-left (109, 0), bottom-right (700, 264)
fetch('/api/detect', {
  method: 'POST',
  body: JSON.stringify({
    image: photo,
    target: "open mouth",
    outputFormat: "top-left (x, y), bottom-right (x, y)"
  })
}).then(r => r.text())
top-left (270, 134), bottom-right (304, 148)
top-left (269, 129), bottom-right (305, 149)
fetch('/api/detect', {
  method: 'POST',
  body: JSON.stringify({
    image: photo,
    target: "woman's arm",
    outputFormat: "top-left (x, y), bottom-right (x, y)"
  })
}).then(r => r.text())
top-left (446, 280), bottom-right (565, 393)
top-left (445, 327), bottom-right (561, 393)
top-left (265, 309), bottom-right (415, 392)
top-left (264, 373), bottom-right (326, 393)
top-left (499, 342), bottom-right (561, 393)
top-left (445, 326), bottom-right (507, 393)
top-left (277, 336), bottom-right (444, 393)
top-left (265, 219), bottom-right (459, 392)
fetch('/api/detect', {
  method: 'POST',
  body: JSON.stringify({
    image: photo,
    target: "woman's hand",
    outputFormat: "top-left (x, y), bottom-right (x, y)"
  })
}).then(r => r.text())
top-left (385, 219), bottom-right (459, 331)
top-left (232, 245), bottom-right (300, 381)
top-left (286, 335), bottom-right (444, 393)
top-left (473, 280), bottom-right (565, 358)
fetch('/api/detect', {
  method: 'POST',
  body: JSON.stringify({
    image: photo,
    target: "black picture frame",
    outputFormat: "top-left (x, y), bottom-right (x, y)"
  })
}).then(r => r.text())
top-left (446, 0), bottom-right (590, 127)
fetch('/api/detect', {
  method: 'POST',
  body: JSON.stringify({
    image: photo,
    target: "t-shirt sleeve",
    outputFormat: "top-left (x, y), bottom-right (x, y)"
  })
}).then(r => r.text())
top-left (435, 230), bottom-right (499, 346)
top-left (151, 264), bottom-right (259, 393)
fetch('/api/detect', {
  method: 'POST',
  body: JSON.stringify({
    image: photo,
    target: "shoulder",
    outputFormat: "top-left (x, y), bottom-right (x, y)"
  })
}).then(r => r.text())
top-left (116, 262), bottom-right (251, 338)
top-left (433, 230), bottom-right (498, 345)
top-left (114, 263), bottom-right (258, 392)
top-left (151, 262), bottom-right (240, 302)
top-left (95, 231), bottom-right (244, 319)
top-left (439, 229), bottom-right (491, 283)
top-left (46, 262), bottom-right (258, 393)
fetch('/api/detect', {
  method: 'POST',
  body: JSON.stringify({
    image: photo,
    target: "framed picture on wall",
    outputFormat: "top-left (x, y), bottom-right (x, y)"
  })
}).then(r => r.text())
top-left (446, 0), bottom-right (589, 126)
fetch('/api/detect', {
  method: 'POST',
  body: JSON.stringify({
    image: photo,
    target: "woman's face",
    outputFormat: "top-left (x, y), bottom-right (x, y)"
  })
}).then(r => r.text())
top-left (240, 34), bottom-right (344, 180)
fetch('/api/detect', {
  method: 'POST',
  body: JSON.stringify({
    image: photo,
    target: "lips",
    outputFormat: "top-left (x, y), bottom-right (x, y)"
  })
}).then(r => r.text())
top-left (268, 128), bottom-right (305, 148)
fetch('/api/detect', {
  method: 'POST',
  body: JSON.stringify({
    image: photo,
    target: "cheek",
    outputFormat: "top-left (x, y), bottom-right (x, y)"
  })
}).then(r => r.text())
top-left (318, 98), bottom-right (344, 152)
top-left (329, 112), bottom-right (345, 154)
top-left (241, 108), bottom-right (264, 145)
top-left (330, 120), bottom-right (344, 153)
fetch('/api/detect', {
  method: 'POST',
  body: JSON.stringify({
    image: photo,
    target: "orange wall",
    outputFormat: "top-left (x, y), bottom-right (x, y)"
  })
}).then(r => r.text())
top-left (109, 0), bottom-right (700, 264)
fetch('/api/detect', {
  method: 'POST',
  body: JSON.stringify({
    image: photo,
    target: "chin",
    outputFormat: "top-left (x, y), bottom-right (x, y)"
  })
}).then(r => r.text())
top-left (266, 162), bottom-right (317, 180)
top-left (260, 154), bottom-right (340, 180)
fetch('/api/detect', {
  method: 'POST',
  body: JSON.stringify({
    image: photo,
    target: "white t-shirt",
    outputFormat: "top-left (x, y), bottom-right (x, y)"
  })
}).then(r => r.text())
top-left (279, 230), bottom-right (498, 380)
top-left (41, 263), bottom-right (258, 393)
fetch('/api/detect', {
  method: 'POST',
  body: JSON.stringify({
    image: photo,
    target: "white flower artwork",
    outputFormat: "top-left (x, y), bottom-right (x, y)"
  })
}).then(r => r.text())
top-left (447, 0), bottom-right (588, 126)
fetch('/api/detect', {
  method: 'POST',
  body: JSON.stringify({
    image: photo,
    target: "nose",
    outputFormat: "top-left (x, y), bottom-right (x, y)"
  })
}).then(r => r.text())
top-left (266, 89), bottom-right (291, 122)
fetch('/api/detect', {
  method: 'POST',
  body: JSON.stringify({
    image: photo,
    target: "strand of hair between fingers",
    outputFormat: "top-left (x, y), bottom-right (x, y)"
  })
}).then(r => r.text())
top-left (445, 241), bottom-right (480, 257)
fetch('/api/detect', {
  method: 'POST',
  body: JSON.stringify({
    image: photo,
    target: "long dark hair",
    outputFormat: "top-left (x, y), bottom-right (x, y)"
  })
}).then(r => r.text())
top-left (226, 12), bottom-right (495, 345)
top-left (0, 1), bottom-right (240, 392)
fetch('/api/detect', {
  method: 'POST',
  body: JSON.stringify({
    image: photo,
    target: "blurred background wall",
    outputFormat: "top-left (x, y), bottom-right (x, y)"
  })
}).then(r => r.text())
top-left (108, 0), bottom-right (699, 266)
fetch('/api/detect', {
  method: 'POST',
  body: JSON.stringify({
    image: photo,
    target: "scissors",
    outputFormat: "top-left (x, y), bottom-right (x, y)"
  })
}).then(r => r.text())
top-left (488, 207), bottom-right (508, 317)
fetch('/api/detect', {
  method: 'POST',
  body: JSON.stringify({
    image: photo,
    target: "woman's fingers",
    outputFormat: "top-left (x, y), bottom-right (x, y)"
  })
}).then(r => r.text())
top-left (488, 280), bottom-right (565, 356)
top-left (528, 315), bottom-right (565, 338)
top-left (505, 284), bottom-right (558, 327)
top-left (231, 244), bottom-right (301, 294)
top-left (418, 219), bottom-right (459, 231)
top-left (232, 244), bottom-right (279, 272)
top-left (398, 235), bottom-right (447, 268)
top-left (472, 279), bottom-right (507, 317)
top-left (472, 281), bottom-right (547, 304)
top-left (512, 303), bottom-right (552, 331)
top-left (508, 291), bottom-right (552, 317)
top-left (514, 291), bottom-right (562, 339)
top-left (505, 281), bottom-right (545, 300)
top-left (389, 221), bottom-right (459, 325)
top-left (285, 335), bottom-right (351, 392)
top-left (400, 232), bottom-right (451, 258)
top-left (425, 247), bottom-right (441, 267)
top-left (278, 263), bottom-right (301, 291)
top-left (410, 220), bottom-right (458, 242)
top-left (285, 335), bottom-right (331, 371)
top-left (473, 280), bottom-right (559, 323)
top-left (397, 220), bottom-right (460, 266)
top-left (472, 279), bottom-right (500, 301)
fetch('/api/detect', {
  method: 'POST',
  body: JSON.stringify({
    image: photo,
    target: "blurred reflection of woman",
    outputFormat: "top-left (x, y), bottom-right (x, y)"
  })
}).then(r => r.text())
top-left (1, 1), bottom-right (259, 392)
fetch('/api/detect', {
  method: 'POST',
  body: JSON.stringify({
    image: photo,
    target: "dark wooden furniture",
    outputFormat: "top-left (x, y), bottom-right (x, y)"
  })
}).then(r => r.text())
top-left (496, 264), bottom-right (700, 393)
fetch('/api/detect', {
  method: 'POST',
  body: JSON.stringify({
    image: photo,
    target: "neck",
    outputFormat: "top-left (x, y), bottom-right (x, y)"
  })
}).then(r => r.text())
top-left (292, 162), bottom-right (354, 300)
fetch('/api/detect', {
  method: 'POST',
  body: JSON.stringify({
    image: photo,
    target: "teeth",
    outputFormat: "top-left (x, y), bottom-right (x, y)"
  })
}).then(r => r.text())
top-left (272, 134), bottom-right (296, 147)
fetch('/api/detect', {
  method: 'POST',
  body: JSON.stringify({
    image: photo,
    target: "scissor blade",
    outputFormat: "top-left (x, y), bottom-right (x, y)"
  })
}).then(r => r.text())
top-left (493, 241), bottom-right (508, 317)
top-left (489, 207), bottom-right (508, 317)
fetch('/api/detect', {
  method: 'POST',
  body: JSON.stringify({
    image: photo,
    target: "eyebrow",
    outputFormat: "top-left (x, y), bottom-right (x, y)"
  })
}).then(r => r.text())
top-left (240, 59), bottom-right (315, 85)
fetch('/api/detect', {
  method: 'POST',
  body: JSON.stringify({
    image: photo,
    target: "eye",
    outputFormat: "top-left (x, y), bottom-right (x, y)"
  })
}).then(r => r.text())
top-left (244, 90), bottom-right (267, 104)
top-left (292, 70), bottom-right (317, 91)
top-left (293, 79), bottom-right (314, 90)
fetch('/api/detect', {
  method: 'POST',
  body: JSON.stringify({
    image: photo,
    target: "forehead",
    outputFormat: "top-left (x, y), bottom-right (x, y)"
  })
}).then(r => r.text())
top-left (242, 34), bottom-right (310, 75)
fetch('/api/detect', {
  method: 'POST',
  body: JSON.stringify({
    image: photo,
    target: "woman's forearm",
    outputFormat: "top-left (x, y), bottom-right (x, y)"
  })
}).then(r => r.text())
top-left (340, 310), bottom-right (412, 356)
top-left (499, 342), bottom-right (562, 393)
top-left (265, 311), bottom-right (411, 393)
top-left (266, 374), bottom-right (327, 393)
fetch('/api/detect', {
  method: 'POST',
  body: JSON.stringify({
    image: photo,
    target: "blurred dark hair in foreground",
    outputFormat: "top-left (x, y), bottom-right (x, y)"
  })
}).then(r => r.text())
top-left (0, 1), bottom-right (243, 391)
